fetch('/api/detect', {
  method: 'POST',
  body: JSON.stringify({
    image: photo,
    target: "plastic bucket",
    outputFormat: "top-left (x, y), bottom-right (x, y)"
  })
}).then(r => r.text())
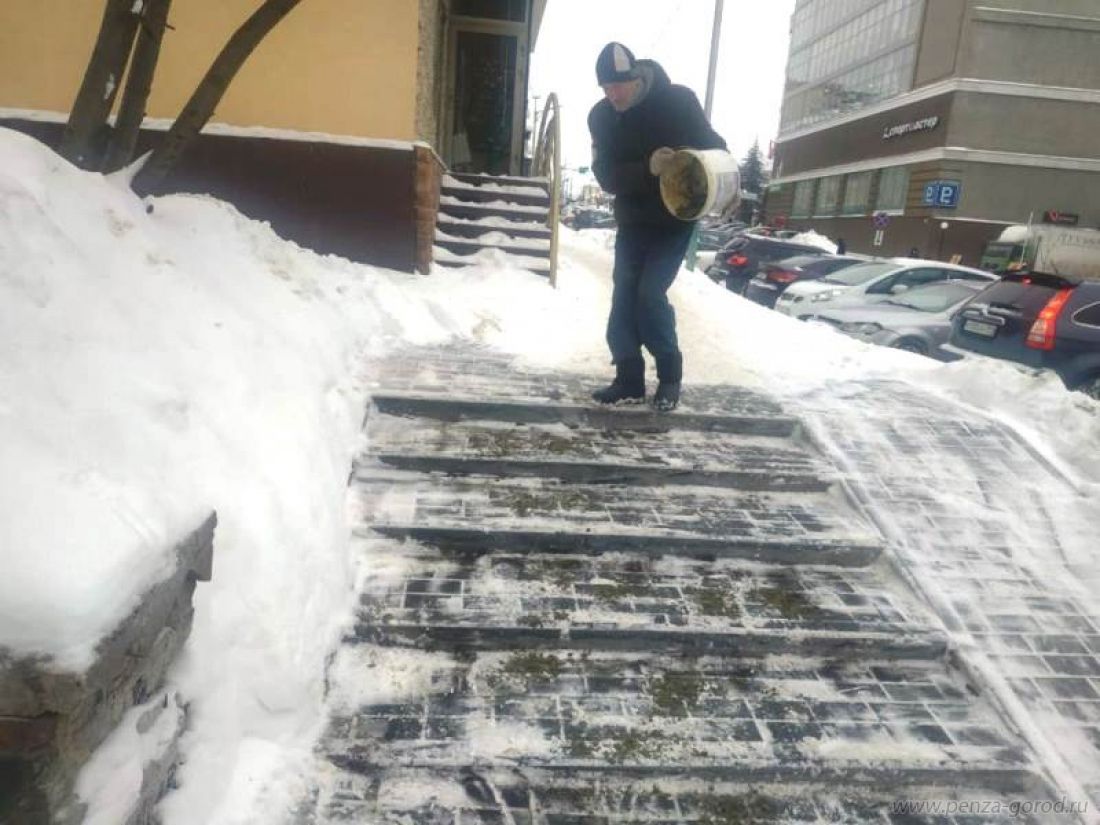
top-left (659, 149), bottom-right (741, 221)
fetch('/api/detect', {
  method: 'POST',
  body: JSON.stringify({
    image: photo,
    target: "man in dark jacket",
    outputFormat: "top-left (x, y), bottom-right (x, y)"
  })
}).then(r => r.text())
top-left (587, 41), bottom-right (727, 411)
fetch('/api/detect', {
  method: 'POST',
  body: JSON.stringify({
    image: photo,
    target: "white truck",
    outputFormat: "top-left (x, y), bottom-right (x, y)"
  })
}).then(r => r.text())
top-left (980, 224), bottom-right (1100, 280)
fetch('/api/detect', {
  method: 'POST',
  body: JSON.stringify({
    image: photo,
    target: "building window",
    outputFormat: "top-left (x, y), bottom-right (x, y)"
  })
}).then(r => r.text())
top-left (792, 180), bottom-right (815, 217)
top-left (876, 167), bottom-right (909, 212)
top-left (842, 171), bottom-right (873, 215)
top-left (455, 0), bottom-right (527, 21)
top-left (814, 175), bottom-right (841, 216)
top-left (781, 0), bottom-right (925, 131)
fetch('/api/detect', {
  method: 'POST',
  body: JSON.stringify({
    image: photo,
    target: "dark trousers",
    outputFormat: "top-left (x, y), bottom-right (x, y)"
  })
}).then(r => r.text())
top-left (607, 222), bottom-right (694, 364)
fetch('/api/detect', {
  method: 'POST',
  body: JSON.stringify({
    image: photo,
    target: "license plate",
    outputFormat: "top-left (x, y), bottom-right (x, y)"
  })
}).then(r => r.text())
top-left (963, 319), bottom-right (997, 337)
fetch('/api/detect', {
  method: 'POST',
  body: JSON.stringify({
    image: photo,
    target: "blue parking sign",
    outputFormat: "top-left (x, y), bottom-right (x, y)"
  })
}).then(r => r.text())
top-left (937, 181), bottom-right (960, 207)
top-left (922, 180), bottom-right (961, 209)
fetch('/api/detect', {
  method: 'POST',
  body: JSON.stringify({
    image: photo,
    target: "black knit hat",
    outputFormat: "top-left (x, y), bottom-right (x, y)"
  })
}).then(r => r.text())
top-left (595, 42), bottom-right (637, 85)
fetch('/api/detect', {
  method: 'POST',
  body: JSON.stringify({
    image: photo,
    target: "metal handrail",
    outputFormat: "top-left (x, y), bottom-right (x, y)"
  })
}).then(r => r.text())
top-left (533, 93), bottom-right (561, 288)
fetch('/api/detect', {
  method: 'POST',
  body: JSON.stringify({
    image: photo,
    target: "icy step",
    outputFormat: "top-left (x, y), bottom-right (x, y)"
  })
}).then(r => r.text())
top-left (314, 770), bottom-right (1055, 825)
top-left (369, 393), bottom-right (799, 437)
top-left (433, 236), bottom-right (551, 261)
top-left (316, 649), bottom-right (1038, 797)
top-left (352, 477), bottom-right (882, 566)
top-left (438, 199), bottom-right (549, 224)
top-left (314, 774), bottom-right (1056, 825)
top-left (434, 259), bottom-right (551, 278)
top-left (435, 226), bottom-right (551, 252)
top-left (432, 245), bottom-right (551, 276)
top-left (363, 346), bottom-right (798, 423)
top-left (363, 414), bottom-right (831, 491)
top-left (448, 171), bottom-right (551, 192)
top-left (436, 215), bottom-right (552, 241)
top-left (441, 182), bottom-right (550, 208)
top-left (353, 552), bottom-right (944, 659)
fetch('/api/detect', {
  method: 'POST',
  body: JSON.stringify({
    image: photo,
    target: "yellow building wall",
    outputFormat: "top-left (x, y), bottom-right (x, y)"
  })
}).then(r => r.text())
top-left (0, 0), bottom-right (420, 140)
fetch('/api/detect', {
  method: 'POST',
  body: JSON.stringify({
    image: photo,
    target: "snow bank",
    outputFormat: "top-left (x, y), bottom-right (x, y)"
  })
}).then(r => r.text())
top-left (788, 229), bottom-right (838, 253)
top-left (0, 126), bottom-right (566, 823)
top-left (1, 127), bottom-right (379, 671)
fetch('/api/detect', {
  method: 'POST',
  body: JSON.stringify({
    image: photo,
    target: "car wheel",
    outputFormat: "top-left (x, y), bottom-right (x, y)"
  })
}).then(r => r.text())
top-left (1077, 375), bottom-right (1100, 401)
top-left (893, 339), bottom-right (927, 356)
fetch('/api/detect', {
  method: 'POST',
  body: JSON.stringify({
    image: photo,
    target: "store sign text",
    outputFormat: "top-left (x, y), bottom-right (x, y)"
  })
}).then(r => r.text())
top-left (882, 116), bottom-right (940, 140)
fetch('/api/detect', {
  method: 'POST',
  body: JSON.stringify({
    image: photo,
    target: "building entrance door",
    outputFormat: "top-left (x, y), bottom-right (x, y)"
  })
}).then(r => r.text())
top-left (445, 14), bottom-right (528, 176)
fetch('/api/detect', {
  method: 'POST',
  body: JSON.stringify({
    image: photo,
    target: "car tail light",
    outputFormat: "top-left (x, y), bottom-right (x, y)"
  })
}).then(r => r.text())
top-left (767, 269), bottom-right (798, 284)
top-left (1026, 289), bottom-right (1073, 351)
top-left (727, 254), bottom-right (749, 267)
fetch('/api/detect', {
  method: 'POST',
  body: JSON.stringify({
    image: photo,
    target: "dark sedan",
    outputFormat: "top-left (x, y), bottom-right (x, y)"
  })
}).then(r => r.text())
top-left (705, 234), bottom-right (829, 295)
top-left (745, 255), bottom-right (870, 309)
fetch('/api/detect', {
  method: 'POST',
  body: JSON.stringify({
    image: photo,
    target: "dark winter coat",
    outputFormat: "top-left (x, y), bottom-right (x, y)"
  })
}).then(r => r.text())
top-left (587, 60), bottom-right (727, 229)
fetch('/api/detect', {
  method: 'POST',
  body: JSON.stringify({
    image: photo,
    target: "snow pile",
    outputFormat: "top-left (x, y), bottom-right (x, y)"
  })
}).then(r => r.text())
top-left (0, 126), bottom-right (406, 673)
top-left (0, 126), bottom-right (571, 823)
top-left (77, 693), bottom-right (187, 825)
top-left (788, 229), bottom-right (838, 253)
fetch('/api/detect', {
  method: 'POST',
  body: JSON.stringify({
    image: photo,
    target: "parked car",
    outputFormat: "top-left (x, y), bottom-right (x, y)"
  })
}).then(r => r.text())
top-left (745, 254), bottom-right (871, 309)
top-left (744, 226), bottom-right (800, 239)
top-left (706, 235), bottom-right (830, 294)
top-left (947, 269), bottom-right (1100, 397)
top-left (697, 219), bottom-right (747, 251)
top-left (573, 209), bottom-right (616, 230)
top-left (775, 258), bottom-right (996, 319)
top-left (814, 280), bottom-right (988, 360)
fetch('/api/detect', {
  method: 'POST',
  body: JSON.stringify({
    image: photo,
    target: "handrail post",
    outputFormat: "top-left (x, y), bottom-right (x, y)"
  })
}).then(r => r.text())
top-left (534, 93), bottom-right (562, 288)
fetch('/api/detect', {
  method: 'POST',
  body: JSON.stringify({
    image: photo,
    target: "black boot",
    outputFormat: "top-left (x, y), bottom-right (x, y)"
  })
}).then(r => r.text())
top-left (654, 352), bottom-right (683, 412)
top-left (592, 358), bottom-right (645, 405)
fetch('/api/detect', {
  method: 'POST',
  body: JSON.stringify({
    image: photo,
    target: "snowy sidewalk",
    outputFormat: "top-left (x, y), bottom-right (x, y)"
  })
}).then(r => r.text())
top-left (788, 379), bottom-right (1100, 816)
top-left (295, 343), bottom-right (1072, 824)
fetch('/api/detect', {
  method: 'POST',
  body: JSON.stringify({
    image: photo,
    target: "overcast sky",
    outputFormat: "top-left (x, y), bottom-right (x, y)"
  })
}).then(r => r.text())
top-left (529, 0), bottom-right (797, 176)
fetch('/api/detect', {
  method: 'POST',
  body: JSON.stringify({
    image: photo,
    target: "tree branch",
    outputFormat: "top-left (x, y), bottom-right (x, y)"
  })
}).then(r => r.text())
top-left (61, 0), bottom-right (141, 169)
top-left (132, 0), bottom-right (304, 196)
top-left (104, 0), bottom-right (173, 173)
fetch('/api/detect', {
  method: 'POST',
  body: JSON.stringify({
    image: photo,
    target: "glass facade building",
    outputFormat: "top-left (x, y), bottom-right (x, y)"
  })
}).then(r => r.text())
top-left (781, 0), bottom-right (926, 132)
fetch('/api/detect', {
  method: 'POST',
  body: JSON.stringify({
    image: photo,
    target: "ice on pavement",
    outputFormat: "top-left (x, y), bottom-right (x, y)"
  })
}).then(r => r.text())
top-left (2, 125), bottom-right (1099, 823)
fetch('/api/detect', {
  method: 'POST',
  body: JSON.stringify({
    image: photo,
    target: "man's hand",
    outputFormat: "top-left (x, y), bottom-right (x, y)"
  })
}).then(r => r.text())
top-left (648, 147), bottom-right (676, 177)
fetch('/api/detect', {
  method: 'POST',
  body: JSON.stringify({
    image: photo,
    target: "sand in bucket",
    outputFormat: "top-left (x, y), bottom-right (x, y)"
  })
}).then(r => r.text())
top-left (659, 149), bottom-right (741, 221)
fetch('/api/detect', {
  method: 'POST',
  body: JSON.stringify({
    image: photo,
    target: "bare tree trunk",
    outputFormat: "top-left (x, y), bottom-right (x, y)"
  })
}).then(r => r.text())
top-left (132, 0), bottom-right (304, 196)
top-left (61, 0), bottom-right (142, 169)
top-left (103, 0), bottom-right (173, 173)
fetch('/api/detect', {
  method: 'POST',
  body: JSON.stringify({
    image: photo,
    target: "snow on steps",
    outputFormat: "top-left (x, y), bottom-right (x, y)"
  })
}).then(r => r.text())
top-left (434, 172), bottom-right (553, 278)
top-left (298, 346), bottom-right (1060, 822)
top-left (314, 644), bottom-right (1047, 822)
top-left (362, 411), bottom-right (830, 492)
top-left (369, 391), bottom-right (799, 437)
top-left (352, 548), bottom-right (943, 658)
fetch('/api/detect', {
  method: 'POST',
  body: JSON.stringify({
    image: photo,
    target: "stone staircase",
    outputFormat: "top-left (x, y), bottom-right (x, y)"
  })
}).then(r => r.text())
top-left (434, 173), bottom-right (553, 277)
top-left (302, 345), bottom-right (1060, 824)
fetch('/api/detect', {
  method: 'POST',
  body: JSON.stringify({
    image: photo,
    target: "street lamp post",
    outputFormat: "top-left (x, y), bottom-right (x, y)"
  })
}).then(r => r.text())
top-left (704, 0), bottom-right (724, 119)
top-left (686, 0), bottom-right (725, 271)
